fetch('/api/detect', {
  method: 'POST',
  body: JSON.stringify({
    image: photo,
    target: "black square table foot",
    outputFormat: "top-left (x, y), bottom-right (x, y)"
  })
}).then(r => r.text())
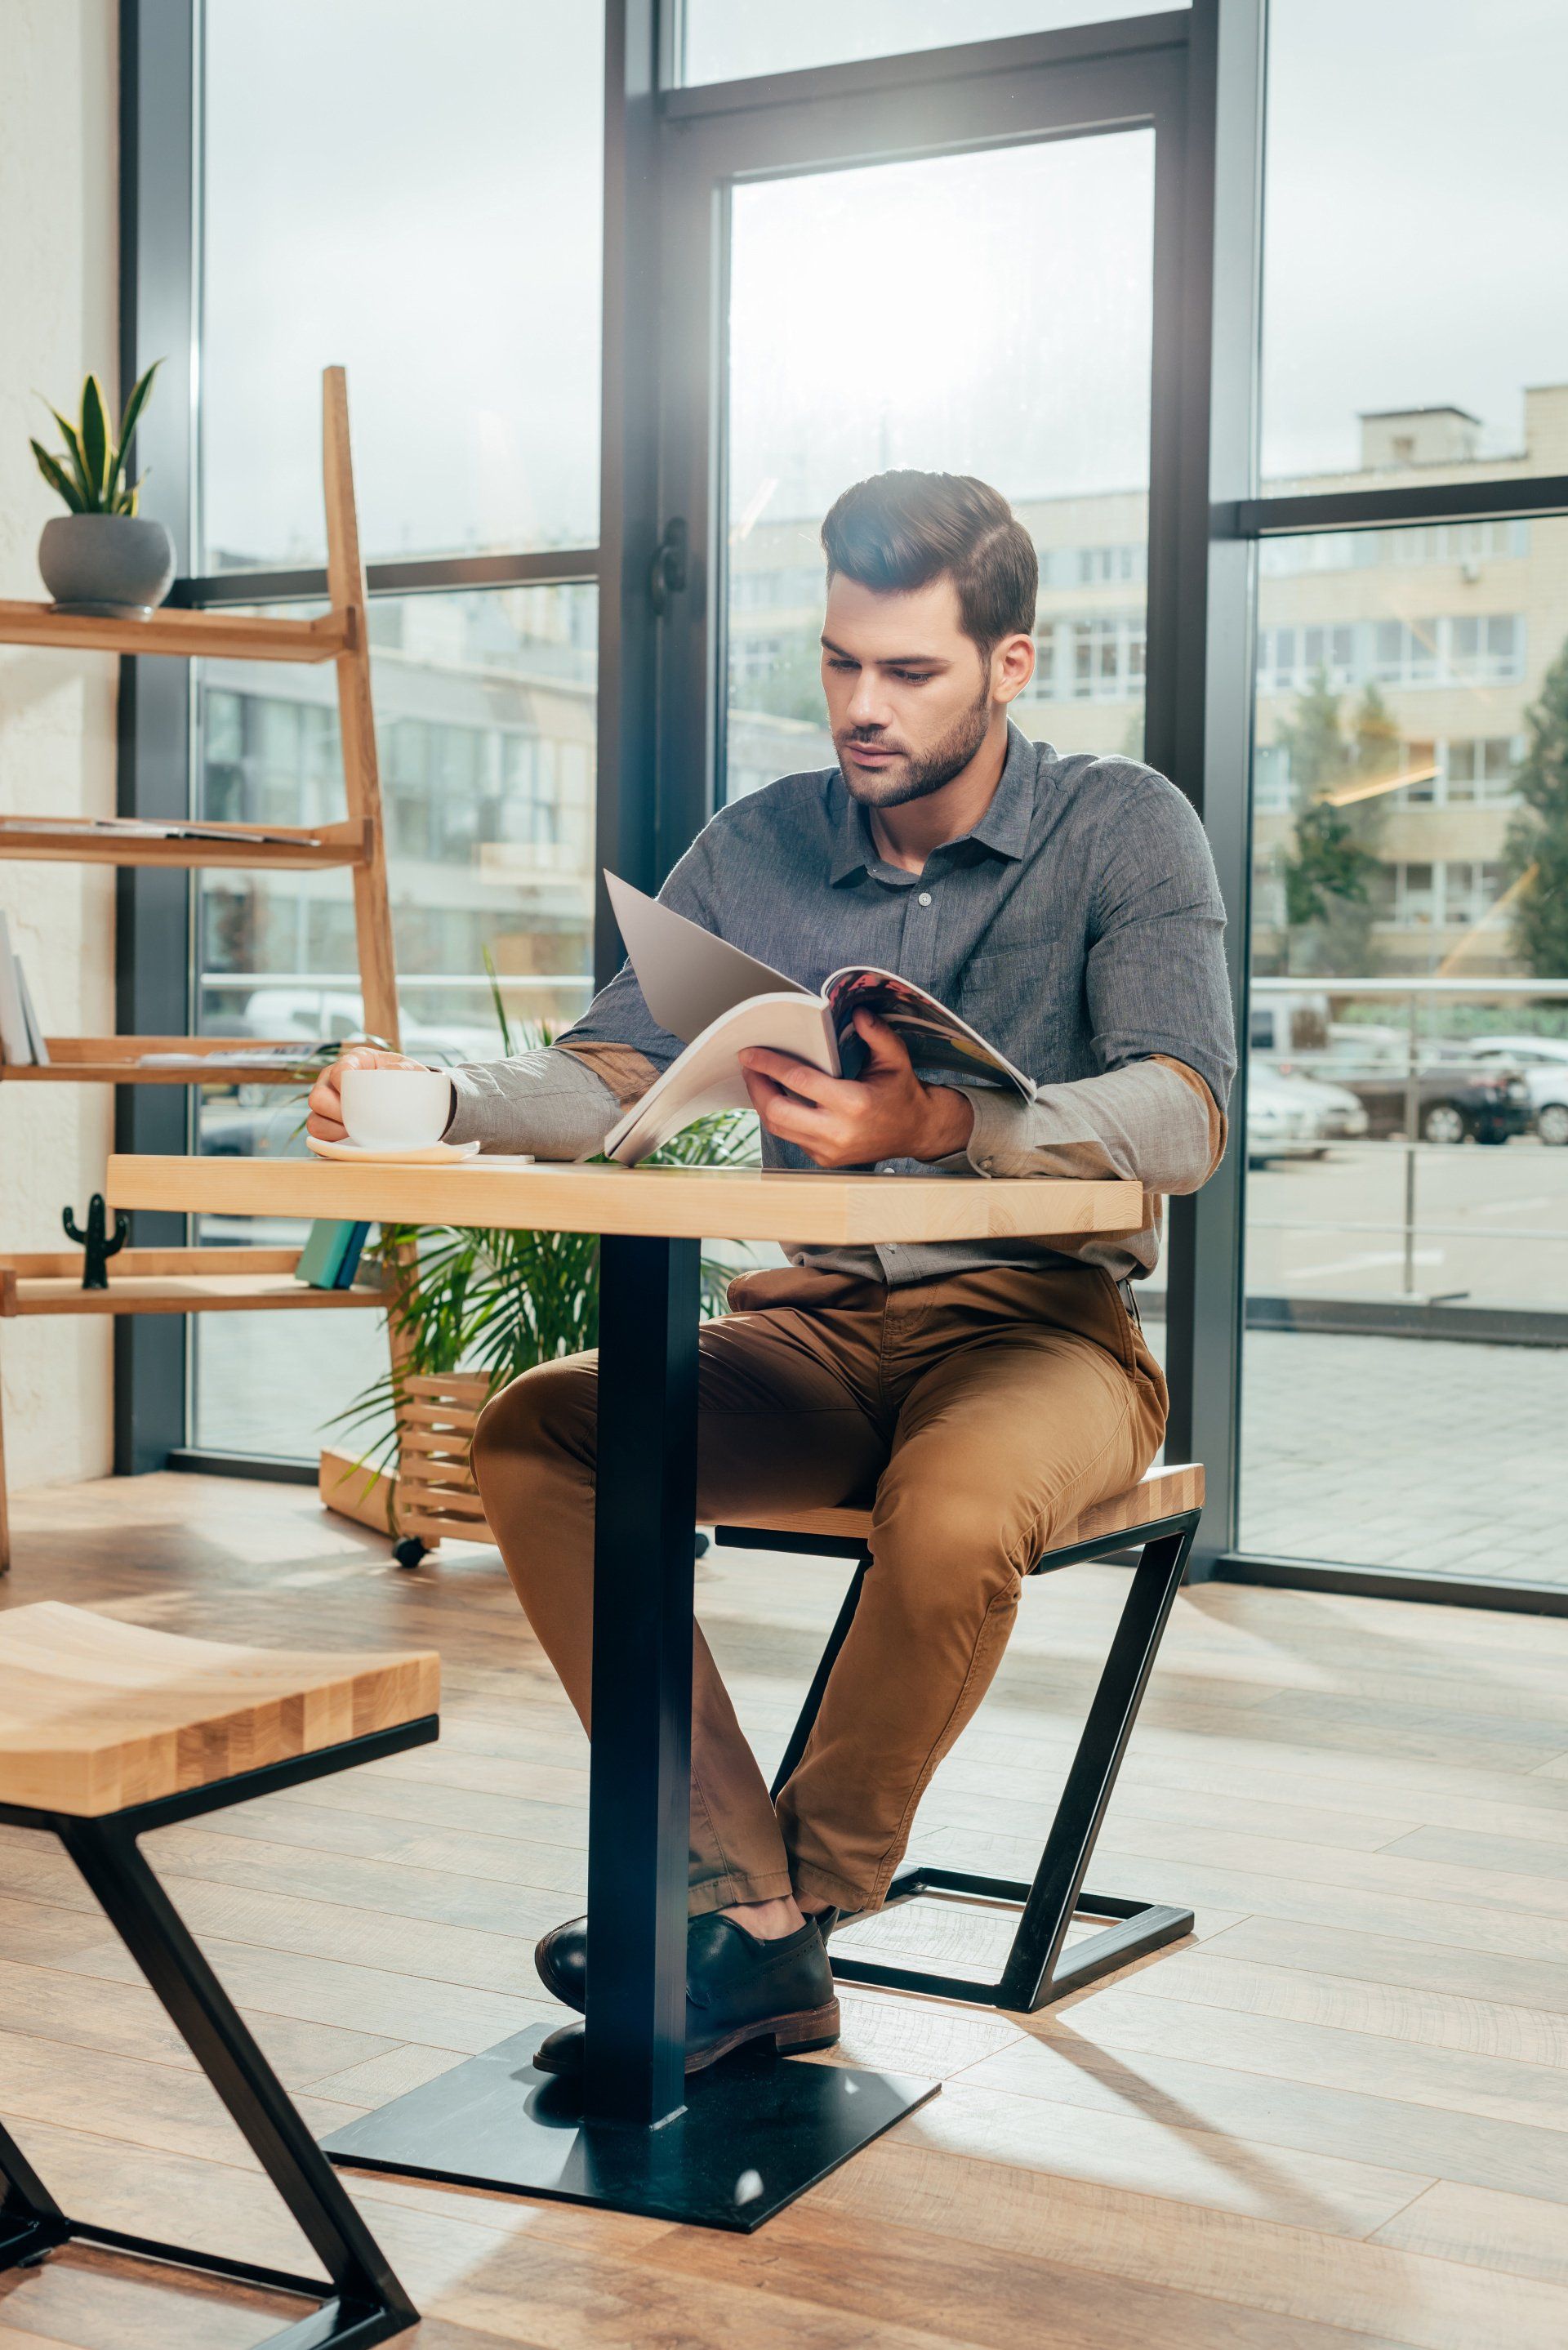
top-left (323, 2022), bottom-right (937, 2231)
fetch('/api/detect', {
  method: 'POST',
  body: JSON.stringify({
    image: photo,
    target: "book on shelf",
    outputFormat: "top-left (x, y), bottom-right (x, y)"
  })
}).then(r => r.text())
top-left (599, 871), bottom-right (1031, 1166)
top-left (0, 817), bottom-right (321, 847)
top-left (295, 1220), bottom-right (371, 1290)
top-left (0, 913), bottom-right (48, 1067)
top-left (137, 1044), bottom-right (329, 1069)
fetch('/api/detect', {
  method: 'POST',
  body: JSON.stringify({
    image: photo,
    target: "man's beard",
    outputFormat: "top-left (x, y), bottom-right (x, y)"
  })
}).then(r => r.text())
top-left (837, 684), bottom-right (992, 807)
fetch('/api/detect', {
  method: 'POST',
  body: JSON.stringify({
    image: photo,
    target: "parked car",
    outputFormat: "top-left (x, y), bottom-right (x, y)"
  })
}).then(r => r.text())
top-left (199, 1084), bottom-right (310, 1159)
top-left (1310, 1032), bottom-right (1532, 1144)
top-left (1270, 1064), bottom-right (1370, 1144)
top-left (1246, 1061), bottom-right (1330, 1166)
top-left (1248, 992), bottom-right (1331, 1058)
top-left (1245, 1060), bottom-right (1369, 1166)
top-left (238, 986), bottom-right (500, 1065)
top-left (1470, 1035), bottom-right (1568, 1147)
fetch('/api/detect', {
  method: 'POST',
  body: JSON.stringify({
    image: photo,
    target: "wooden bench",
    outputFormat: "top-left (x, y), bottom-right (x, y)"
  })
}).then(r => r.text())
top-left (0, 1601), bottom-right (440, 2348)
top-left (715, 1460), bottom-right (1204, 2013)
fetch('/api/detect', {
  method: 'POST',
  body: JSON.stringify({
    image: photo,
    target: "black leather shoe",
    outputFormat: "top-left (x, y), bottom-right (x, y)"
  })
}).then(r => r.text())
top-left (531, 1913), bottom-right (839, 2077)
top-left (534, 1914), bottom-right (588, 2011)
top-left (536, 1906), bottom-right (862, 2013)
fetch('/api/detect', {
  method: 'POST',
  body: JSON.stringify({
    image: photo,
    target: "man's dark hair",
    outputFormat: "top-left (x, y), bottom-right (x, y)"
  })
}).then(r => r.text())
top-left (820, 470), bottom-right (1038, 654)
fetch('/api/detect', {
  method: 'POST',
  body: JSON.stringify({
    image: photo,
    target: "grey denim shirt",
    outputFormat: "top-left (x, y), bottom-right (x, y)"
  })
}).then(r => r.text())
top-left (450, 725), bottom-right (1236, 1284)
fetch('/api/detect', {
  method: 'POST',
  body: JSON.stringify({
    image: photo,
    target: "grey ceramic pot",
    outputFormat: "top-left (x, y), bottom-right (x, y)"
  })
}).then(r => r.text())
top-left (38, 514), bottom-right (176, 616)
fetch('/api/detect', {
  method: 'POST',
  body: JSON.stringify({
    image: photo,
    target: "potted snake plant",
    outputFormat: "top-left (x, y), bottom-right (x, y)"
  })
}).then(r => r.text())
top-left (29, 363), bottom-right (174, 615)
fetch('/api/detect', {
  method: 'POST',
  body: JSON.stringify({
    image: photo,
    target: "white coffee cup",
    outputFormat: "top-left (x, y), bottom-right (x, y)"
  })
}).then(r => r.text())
top-left (339, 1064), bottom-right (453, 1151)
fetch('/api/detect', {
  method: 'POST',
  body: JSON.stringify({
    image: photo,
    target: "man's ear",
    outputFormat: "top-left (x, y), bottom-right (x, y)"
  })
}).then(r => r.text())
top-left (991, 628), bottom-right (1036, 707)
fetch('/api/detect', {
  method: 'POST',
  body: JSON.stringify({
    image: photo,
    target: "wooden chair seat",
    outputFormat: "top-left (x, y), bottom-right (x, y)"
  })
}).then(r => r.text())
top-left (718, 1459), bottom-right (1205, 1562)
top-left (0, 1599), bottom-right (439, 1817)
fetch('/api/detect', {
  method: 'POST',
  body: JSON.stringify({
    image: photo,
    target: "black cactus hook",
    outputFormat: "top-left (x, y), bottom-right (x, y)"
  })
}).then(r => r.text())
top-left (62, 1193), bottom-right (129, 1290)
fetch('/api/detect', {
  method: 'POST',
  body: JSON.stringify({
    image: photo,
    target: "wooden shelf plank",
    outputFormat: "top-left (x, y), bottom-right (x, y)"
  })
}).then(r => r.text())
top-left (0, 816), bottom-right (368, 869)
top-left (0, 1273), bottom-right (385, 1318)
top-left (2, 1038), bottom-right (332, 1085)
top-left (0, 1243), bottom-right (385, 1318)
top-left (0, 599), bottom-right (348, 662)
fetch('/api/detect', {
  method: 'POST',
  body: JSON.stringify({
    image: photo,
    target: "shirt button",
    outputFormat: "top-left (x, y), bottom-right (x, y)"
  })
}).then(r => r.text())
top-left (917, 890), bottom-right (933, 906)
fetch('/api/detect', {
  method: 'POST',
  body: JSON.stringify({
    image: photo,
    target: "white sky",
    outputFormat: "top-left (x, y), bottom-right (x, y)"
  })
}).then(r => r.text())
top-left (728, 135), bottom-right (1156, 524)
top-left (682, 0), bottom-right (1163, 82)
top-left (200, 0), bottom-right (1568, 567)
top-left (1263, 0), bottom-right (1568, 478)
top-left (201, 0), bottom-right (604, 566)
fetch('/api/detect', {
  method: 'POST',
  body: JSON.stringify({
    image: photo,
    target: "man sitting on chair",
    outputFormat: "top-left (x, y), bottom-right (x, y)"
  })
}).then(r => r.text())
top-left (308, 470), bottom-right (1235, 2078)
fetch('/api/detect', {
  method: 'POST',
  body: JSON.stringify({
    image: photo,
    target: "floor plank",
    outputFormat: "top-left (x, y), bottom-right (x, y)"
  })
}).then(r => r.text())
top-left (4, 1468), bottom-right (1568, 2350)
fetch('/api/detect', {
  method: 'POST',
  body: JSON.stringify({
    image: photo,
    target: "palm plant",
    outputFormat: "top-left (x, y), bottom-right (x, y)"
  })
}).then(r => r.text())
top-left (30, 363), bottom-right (162, 515)
top-left (334, 958), bottom-right (759, 1464)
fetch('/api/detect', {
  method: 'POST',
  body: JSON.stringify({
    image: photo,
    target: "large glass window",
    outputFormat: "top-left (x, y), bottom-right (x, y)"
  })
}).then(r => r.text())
top-left (191, 585), bottom-right (597, 1457)
top-left (1240, 517), bottom-right (1568, 1585)
top-left (1261, 0), bottom-right (1568, 489)
top-left (679, 2), bottom-right (1185, 85)
top-left (723, 133), bottom-right (1155, 794)
top-left (201, 1), bottom-right (604, 569)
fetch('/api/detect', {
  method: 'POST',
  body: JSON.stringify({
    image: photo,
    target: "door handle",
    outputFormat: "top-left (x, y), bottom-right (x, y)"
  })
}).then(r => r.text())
top-left (648, 516), bottom-right (688, 618)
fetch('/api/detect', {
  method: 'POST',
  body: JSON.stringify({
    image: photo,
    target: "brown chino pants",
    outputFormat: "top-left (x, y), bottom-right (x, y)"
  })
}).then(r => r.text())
top-left (470, 1260), bottom-right (1167, 1918)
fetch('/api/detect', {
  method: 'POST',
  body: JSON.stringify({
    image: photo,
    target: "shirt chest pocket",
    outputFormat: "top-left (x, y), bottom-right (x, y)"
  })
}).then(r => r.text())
top-left (956, 937), bottom-right (1072, 1063)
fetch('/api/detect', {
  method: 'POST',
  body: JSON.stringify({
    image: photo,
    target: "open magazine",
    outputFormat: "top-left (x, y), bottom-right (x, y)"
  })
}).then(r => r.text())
top-left (601, 872), bottom-right (1033, 1166)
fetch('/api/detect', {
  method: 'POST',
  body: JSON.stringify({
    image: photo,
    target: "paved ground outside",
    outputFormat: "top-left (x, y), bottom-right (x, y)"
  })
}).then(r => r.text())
top-left (1236, 1328), bottom-right (1568, 1584)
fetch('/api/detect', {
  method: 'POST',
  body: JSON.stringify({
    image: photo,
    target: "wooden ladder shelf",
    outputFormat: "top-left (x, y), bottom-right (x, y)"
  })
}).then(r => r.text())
top-left (0, 367), bottom-right (402, 1568)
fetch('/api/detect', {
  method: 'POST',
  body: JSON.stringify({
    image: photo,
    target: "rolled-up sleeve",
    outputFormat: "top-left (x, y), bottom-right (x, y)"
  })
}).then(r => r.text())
top-left (965, 1055), bottom-right (1224, 1194)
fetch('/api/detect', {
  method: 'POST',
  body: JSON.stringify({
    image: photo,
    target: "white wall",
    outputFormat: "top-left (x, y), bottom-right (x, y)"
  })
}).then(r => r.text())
top-left (0, 0), bottom-right (120, 1489)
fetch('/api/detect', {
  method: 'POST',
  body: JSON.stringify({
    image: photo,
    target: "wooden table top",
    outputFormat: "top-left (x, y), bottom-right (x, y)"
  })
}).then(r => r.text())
top-left (105, 1153), bottom-right (1147, 1248)
top-left (0, 1600), bottom-right (438, 1817)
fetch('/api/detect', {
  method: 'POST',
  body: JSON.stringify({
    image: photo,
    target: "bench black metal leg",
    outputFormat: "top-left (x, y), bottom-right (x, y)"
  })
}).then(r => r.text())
top-left (36, 1817), bottom-right (417, 2349)
top-left (769, 1550), bottom-right (870, 1802)
top-left (994, 1517), bottom-right (1197, 2007)
top-left (784, 1514), bottom-right (1200, 2014)
top-left (0, 2113), bottom-right (68, 2271)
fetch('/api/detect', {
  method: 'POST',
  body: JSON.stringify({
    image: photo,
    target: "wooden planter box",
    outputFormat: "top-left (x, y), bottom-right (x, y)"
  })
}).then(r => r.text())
top-left (318, 1371), bottom-right (496, 1552)
top-left (393, 1372), bottom-right (494, 1547)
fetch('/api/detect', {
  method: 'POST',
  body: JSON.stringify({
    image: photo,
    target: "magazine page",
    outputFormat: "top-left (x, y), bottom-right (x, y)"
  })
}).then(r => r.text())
top-left (604, 992), bottom-right (838, 1164)
top-left (823, 969), bottom-right (1033, 1096)
top-left (605, 871), bottom-right (813, 1045)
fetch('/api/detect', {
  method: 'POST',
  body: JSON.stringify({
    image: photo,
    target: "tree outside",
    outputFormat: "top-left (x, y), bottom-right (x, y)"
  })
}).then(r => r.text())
top-left (1274, 672), bottom-right (1401, 977)
top-left (1506, 635), bottom-right (1568, 984)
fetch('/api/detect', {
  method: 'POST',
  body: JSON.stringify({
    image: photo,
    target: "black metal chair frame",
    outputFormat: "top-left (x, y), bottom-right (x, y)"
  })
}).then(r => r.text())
top-left (0, 1719), bottom-right (438, 2349)
top-left (715, 1507), bottom-right (1200, 2012)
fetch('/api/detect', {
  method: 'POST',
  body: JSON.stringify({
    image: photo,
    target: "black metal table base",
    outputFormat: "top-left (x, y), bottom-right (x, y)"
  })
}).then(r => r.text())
top-left (323, 2022), bottom-right (937, 2232)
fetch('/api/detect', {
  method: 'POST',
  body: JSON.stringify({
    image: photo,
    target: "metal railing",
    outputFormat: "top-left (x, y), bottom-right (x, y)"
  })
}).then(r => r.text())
top-left (1250, 974), bottom-right (1568, 1301)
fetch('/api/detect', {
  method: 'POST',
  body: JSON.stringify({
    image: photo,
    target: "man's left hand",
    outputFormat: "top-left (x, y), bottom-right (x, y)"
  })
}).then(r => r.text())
top-left (740, 1010), bottom-right (975, 1169)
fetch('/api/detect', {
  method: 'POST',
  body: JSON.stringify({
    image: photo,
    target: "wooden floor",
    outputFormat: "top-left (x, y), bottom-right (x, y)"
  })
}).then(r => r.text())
top-left (3, 1475), bottom-right (1568, 2350)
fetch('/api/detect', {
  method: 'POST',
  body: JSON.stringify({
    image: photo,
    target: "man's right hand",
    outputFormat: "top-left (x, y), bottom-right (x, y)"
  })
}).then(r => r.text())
top-left (306, 1046), bottom-right (433, 1144)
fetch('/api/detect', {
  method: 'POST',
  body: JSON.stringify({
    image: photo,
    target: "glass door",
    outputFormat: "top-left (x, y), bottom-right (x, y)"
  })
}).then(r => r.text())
top-left (720, 135), bottom-right (1156, 801)
top-left (650, 17), bottom-right (1209, 1420)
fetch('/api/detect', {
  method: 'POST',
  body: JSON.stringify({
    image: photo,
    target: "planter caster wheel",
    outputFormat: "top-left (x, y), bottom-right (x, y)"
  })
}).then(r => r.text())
top-left (393, 1536), bottom-right (429, 1571)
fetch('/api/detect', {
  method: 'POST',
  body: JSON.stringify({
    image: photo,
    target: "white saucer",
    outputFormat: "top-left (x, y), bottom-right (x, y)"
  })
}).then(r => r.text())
top-left (307, 1135), bottom-right (484, 1165)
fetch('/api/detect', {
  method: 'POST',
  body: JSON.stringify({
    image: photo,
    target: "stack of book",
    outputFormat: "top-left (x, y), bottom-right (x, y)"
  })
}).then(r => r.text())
top-left (295, 1220), bottom-right (372, 1290)
top-left (0, 912), bottom-right (50, 1066)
